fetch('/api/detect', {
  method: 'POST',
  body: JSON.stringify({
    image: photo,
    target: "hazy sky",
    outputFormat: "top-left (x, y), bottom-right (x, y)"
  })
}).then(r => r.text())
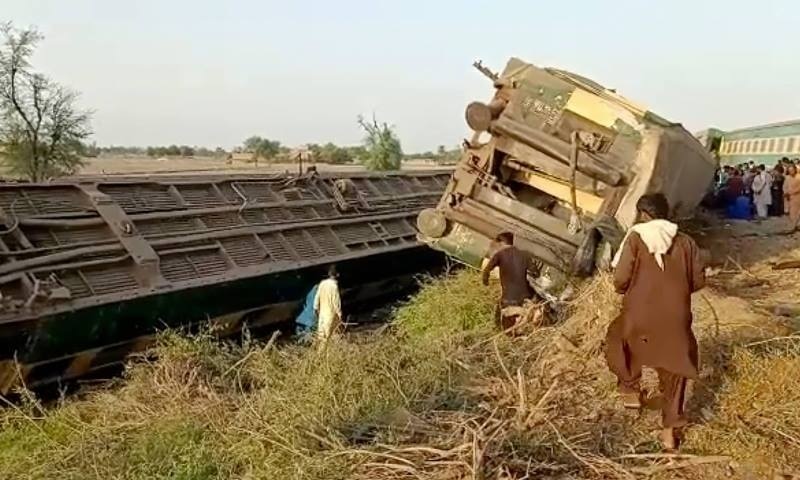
top-left (3, 0), bottom-right (799, 151)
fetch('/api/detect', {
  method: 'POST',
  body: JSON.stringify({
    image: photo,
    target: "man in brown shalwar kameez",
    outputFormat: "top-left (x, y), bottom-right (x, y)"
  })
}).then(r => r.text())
top-left (481, 232), bottom-right (541, 332)
top-left (605, 193), bottom-right (705, 450)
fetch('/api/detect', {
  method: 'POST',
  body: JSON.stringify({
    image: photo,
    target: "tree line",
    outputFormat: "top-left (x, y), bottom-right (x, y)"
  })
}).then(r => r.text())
top-left (238, 136), bottom-right (368, 166)
top-left (238, 119), bottom-right (405, 171)
top-left (82, 144), bottom-right (229, 158)
top-left (84, 138), bottom-right (456, 167)
top-left (406, 144), bottom-right (462, 164)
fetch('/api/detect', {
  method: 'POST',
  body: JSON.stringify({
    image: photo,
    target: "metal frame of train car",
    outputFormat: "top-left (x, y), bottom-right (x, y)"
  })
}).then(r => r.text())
top-left (417, 58), bottom-right (715, 282)
top-left (0, 170), bottom-right (451, 393)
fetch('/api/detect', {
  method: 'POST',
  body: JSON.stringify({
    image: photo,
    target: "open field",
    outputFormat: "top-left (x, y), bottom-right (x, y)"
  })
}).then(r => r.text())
top-left (0, 213), bottom-right (798, 479)
top-left (74, 155), bottom-right (444, 177)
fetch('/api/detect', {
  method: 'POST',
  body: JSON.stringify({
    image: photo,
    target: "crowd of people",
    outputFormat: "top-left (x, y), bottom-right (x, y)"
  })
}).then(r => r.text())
top-left (712, 157), bottom-right (800, 230)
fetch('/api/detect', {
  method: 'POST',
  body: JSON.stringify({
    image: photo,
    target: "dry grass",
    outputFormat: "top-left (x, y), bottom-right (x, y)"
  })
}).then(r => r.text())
top-left (0, 270), bottom-right (798, 479)
top-left (685, 340), bottom-right (800, 479)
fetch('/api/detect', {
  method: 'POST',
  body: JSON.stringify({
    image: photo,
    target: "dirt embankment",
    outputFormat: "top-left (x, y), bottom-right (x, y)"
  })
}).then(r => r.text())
top-left (0, 212), bottom-right (798, 480)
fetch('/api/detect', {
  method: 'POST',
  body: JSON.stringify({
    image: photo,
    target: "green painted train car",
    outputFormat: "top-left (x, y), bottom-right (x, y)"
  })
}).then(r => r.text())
top-left (717, 119), bottom-right (800, 166)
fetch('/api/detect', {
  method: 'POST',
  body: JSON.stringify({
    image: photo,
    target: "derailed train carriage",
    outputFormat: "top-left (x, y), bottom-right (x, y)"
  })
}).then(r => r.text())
top-left (0, 170), bottom-right (451, 393)
top-left (417, 58), bottom-right (716, 294)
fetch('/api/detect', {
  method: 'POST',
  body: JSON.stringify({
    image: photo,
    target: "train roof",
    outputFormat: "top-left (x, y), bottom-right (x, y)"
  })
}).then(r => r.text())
top-left (723, 119), bottom-right (800, 139)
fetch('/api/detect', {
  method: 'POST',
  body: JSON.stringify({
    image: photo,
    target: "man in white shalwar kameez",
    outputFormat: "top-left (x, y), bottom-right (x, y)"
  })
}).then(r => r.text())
top-left (314, 265), bottom-right (342, 345)
top-left (752, 165), bottom-right (773, 219)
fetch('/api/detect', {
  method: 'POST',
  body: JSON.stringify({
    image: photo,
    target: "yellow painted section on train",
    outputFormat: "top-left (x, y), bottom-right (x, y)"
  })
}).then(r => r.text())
top-left (565, 88), bottom-right (643, 132)
top-left (511, 170), bottom-right (604, 214)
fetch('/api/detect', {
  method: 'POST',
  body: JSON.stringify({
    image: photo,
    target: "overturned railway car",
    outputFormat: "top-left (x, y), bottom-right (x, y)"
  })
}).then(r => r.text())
top-left (418, 58), bottom-right (715, 289)
top-left (0, 170), bottom-right (450, 392)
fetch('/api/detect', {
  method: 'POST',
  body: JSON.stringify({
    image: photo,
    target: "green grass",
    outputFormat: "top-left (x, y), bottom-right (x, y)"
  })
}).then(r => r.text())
top-left (0, 271), bottom-right (798, 479)
top-left (0, 271), bottom-right (498, 480)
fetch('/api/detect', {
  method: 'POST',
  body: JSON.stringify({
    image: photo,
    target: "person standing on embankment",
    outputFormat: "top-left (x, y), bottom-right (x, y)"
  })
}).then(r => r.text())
top-left (314, 265), bottom-right (342, 345)
top-left (604, 193), bottom-right (706, 451)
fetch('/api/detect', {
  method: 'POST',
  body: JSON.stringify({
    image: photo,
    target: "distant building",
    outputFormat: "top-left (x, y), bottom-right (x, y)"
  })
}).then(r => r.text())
top-left (715, 119), bottom-right (800, 166)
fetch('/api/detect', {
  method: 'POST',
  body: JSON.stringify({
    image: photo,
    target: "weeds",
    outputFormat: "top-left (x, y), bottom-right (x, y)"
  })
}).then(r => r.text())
top-left (0, 270), bottom-right (798, 479)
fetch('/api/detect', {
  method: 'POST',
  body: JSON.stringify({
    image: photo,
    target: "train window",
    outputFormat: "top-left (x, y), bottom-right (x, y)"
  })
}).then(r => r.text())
top-left (769, 138), bottom-right (776, 152)
top-left (778, 138), bottom-right (786, 153)
top-left (736, 141), bottom-right (742, 153)
top-left (746, 140), bottom-right (753, 153)
top-left (789, 137), bottom-right (797, 153)
top-left (760, 139), bottom-right (768, 153)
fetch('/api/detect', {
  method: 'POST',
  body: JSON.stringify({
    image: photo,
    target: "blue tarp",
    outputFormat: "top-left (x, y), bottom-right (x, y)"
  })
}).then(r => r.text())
top-left (727, 195), bottom-right (752, 220)
top-left (295, 284), bottom-right (318, 334)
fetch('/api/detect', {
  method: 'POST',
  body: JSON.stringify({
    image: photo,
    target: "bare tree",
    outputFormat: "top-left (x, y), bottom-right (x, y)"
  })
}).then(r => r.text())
top-left (0, 23), bottom-right (92, 181)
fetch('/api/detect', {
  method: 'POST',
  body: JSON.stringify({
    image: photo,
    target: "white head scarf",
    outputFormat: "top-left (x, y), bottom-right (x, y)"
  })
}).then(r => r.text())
top-left (611, 219), bottom-right (678, 270)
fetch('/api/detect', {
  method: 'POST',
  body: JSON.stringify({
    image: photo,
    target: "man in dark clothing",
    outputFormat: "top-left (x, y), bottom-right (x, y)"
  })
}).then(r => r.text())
top-left (771, 164), bottom-right (785, 216)
top-left (724, 169), bottom-right (744, 205)
top-left (605, 193), bottom-right (705, 450)
top-left (481, 232), bottom-right (541, 331)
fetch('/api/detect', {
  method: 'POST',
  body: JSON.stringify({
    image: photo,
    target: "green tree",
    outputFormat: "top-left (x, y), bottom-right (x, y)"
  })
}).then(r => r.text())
top-left (243, 135), bottom-right (262, 153)
top-left (330, 144), bottom-right (353, 164)
top-left (357, 115), bottom-right (402, 171)
top-left (307, 143), bottom-right (321, 160)
top-left (346, 145), bottom-right (367, 162)
top-left (312, 142), bottom-right (352, 164)
top-left (0, 23), bottom-right (92, 181)
top-left (260, 139), bottom-right (282, 159)
top-left (179, 145), bottom-right (195, 157)
top-left (242, 136), bottom-right (281, 162)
